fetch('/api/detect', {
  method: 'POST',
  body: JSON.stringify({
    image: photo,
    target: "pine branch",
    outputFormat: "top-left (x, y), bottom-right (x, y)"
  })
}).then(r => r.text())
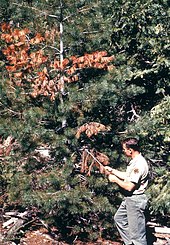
top-left (42, 46), bottom-right (60, 54)
top-left (11, 2), bottom-right (58, 20)
top-left (63, 7), bottom-right (92, 21)
top-left (82, 30), bottom-right (102, 34)
top-left (127, 104), bottom-right (140, 122)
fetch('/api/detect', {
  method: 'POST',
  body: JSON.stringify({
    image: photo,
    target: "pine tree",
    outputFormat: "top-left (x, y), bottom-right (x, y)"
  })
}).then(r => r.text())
top-left (0, 1), bottom-right (118, 242)
top-left (0, 0), bottom-right (170, 243)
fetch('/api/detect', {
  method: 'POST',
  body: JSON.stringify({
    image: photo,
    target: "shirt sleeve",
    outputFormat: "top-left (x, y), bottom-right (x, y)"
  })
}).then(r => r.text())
top-left (128, 166), bottom-right (143, 184)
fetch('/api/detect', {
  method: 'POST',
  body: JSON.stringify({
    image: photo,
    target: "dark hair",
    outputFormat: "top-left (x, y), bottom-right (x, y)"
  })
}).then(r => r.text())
top-left (122, 137), bottom-right (140, 151)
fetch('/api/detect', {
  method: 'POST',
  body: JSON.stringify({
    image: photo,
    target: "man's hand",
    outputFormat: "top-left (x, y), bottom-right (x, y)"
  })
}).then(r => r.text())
top-left (104, 166), bottom-right (115, 174)
top-left (105, 166), bottom-right (127, 180)
top-left (108, 174), bottom-right (119, 183)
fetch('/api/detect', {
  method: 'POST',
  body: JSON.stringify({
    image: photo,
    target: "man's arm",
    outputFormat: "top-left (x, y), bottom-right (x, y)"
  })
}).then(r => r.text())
top-left (104, 166), bottom-right (127, 180)
top-left (108, 174), bottom-right (136, 192)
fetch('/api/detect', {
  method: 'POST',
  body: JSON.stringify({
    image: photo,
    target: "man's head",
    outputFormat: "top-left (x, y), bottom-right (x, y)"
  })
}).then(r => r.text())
top-left (122, 137), bottom-right (140, 157)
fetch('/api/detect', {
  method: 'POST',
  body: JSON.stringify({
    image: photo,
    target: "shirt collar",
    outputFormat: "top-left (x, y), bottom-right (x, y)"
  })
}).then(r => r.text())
top-left (128, 153), bottom-right (141, 165)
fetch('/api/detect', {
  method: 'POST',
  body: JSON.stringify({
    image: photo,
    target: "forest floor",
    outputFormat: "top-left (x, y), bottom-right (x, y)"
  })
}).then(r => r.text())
top-left (1, 225), bottom-right (170, 245)
top-left (1, 214), bottom-right (170, 245)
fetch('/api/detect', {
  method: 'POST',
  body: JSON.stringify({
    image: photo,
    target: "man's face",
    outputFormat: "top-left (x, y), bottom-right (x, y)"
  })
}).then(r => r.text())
top-left (122, 143), bottom-right (132, 157)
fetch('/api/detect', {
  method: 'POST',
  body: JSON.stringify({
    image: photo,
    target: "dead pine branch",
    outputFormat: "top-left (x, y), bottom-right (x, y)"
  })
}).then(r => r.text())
top-left (127, 104), bottom-right (140, 122)
top-left (79, 148), bottom-right (111, 176)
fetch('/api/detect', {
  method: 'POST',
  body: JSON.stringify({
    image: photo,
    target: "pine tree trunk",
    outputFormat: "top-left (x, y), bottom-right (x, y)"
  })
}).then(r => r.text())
top-left (59, 0), bottom-right (66, 128)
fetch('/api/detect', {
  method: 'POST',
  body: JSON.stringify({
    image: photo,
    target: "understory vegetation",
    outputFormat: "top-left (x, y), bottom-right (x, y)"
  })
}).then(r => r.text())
top-left (0, 0), bottom-right (169, 243)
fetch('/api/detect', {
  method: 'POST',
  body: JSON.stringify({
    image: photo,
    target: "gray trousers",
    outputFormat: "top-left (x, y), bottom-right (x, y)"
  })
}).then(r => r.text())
top-left (114, 194), bottom-right (148, 245)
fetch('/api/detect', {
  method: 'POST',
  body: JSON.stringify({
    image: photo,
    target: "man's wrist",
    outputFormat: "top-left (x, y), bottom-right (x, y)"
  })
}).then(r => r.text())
top-left (111, 168), bottom-right (116, 175)
top-left (107, 173), bottom-right (111, 181)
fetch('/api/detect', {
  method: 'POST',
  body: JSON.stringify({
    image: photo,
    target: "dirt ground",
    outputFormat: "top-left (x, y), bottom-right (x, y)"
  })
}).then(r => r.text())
top-left (1, 227), bottom-right (123, 245)
top-left (21, 232), bottom-right (123, 245)
top-left (1, 225), bottom-right (170, 245)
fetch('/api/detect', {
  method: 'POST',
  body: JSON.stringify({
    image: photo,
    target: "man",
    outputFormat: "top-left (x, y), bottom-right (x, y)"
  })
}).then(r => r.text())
top-left (105, 137), bottom-right (149, 245)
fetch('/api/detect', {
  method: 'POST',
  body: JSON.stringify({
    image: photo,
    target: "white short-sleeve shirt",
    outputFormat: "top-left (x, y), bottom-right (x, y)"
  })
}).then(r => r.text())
top-left (125, 154), bottom-right (149, 194)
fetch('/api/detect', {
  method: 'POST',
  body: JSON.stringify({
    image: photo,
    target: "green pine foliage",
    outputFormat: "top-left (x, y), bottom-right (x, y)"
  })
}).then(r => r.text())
top-left (0, 0), bottom-right (170, 242)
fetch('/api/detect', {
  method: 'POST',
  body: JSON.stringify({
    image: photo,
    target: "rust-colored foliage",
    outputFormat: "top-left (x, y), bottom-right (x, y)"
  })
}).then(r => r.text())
top-left (1, 23), bottom-right (115, 100)
top-left (76, 122), bottom-right (111, 138)
top-left (76, 122), bottom-right (111, 176)
top-left (0, 136), bottom-right (15, 157)
top-left (80, 148), bottom-right (110, 176)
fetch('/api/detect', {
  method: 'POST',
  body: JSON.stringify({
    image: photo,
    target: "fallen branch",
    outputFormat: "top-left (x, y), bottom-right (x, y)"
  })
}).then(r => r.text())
top-left (155, 227), bottom-right (170, 234)
top-left (147, 222), bottom-right (170, 234)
